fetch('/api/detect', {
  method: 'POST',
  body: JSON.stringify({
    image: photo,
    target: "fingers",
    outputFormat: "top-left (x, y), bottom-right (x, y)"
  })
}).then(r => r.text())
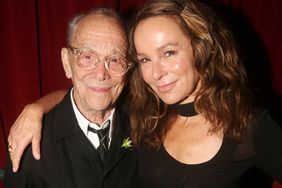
top-left (7, 103), bottom-right (44, 172)
top-left (8, 140), bottom-right (27, 172)
top-left (8, 137), bottom-right (41, 172)
top-left (10, 146), bottom-right (24, 172)
top-left (7, 119), bottom-right (26, 172)
top-left (7, 135), bottom-right (19, 172)
top-left (31, 135), bottom-right (41, 160)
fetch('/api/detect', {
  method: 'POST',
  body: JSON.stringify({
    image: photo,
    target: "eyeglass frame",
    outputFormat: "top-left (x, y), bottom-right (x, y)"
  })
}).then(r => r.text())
top-left (68, 46), bottom-right (132, 76)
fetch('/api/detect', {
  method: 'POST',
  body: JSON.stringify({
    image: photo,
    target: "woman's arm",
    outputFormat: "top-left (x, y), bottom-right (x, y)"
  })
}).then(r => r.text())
top-left (7, 90), bottom-right (67, 172)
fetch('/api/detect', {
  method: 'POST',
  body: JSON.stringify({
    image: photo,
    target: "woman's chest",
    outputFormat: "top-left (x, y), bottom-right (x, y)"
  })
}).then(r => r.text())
top-left (163, 122), bottom-right (223, 164)
top-left (137, 139), bottom-right (255, 188)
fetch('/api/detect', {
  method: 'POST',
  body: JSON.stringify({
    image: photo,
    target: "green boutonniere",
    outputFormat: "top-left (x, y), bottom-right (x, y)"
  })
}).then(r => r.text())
top-left (121, 137), bottom-right (133, 150)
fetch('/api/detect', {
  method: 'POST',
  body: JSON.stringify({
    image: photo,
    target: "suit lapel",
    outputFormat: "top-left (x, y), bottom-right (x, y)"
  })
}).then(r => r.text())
top-left (104, 109), bottom-right (130, 175)
top-left (54, 90), bottom-right (104, 171)
top-left (54, 90), bottom-right (131, 177)
top-left (73, 126), bottom-right (105, 170)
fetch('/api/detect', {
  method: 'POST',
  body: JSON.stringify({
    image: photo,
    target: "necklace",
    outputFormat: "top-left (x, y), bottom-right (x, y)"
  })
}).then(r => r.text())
top-left (169, 102), bottom-right (198, 117)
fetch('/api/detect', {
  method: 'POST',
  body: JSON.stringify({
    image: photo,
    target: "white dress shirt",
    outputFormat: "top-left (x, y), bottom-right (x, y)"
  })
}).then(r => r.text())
top-left (70, 88), bottom-right (114, 149)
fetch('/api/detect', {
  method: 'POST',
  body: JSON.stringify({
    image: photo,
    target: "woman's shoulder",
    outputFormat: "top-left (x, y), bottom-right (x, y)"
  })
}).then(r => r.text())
top-left (244, 108), bottom-right (282, 155)
top-left (250, 108), bottom-right (281, 133)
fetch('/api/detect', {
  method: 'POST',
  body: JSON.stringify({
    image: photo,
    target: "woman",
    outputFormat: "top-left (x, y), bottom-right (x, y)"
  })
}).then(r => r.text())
top-left (7, 0), bottom-right (282, 187)
top-left (127, 0), bottom-right (282, 187)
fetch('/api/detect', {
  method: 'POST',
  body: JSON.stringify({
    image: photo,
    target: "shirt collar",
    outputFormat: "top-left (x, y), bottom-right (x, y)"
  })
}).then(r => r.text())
top-left (70, 88), bottom-right (115, 142)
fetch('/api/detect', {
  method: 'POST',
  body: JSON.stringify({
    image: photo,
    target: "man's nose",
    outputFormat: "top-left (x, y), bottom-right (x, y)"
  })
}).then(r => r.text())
top-left (92, 60), bottom-right (109, 80)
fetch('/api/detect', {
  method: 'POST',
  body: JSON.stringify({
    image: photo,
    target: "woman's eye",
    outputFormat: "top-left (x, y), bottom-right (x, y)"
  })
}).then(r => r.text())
top-left (138, 58), bottom-right (150, 64)
top-left (165, 50), bottom-right (176, 57)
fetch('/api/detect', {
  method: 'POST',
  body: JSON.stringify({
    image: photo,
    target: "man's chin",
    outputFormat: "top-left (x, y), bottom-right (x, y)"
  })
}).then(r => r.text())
top-left (88, 101), bottom-right (114, 112)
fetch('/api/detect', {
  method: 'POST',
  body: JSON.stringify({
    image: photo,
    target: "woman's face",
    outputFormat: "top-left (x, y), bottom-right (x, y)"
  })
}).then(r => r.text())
top-left (134, 16), bottom-right (200, 104)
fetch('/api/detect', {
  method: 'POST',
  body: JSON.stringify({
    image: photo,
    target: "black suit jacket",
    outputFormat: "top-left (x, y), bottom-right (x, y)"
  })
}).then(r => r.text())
top-left (4, 91), bottom-right (137, 188)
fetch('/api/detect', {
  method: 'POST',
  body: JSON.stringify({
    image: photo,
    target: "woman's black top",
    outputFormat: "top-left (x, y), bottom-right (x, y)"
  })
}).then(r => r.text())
top-left (137, 110), bottom-right (282, 188)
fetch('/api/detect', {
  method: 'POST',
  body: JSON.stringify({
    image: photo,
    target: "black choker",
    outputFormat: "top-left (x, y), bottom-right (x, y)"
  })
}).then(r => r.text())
top-left (169, 102), bottom-right (198, 117)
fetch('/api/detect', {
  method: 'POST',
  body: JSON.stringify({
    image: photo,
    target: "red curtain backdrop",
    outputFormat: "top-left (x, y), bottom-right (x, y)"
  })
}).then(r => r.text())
top-left (0, 0), bottom-right (281, 187)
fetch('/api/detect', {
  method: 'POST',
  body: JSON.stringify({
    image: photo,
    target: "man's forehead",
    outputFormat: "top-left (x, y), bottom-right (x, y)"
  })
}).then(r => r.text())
top-left (72, 32), bottom-right (127, 54)
top-left (81, 42), bottom-right (127, 55)
top-left (76, 14), bottom-right (125, 36)
top-left (71, 14), bottom-right (127, 50)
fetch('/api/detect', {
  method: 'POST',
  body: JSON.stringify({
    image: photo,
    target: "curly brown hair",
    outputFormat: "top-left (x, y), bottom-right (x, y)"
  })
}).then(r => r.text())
top-left (128, 0), bottom-right (255, 149)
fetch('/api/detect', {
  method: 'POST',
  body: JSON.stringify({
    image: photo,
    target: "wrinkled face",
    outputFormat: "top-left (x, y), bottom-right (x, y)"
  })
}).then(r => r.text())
top-left (134, 16), bottom-right (200, 104)
top-left (61, 14), bottom-right (127, 118)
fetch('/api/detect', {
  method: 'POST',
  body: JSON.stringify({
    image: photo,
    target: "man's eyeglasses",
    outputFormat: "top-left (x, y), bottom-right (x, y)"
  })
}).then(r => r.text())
top-left (68, 46), bottom-right (132, 76)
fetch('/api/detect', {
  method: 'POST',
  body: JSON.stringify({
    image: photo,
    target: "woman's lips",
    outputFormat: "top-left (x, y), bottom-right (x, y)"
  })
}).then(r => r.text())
top-left (157, 81), bottom-right (176, 92)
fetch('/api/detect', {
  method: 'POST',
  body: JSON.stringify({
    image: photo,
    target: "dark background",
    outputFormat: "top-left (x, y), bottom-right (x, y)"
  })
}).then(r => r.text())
top-left (0, 0), bottom-right (281, 187)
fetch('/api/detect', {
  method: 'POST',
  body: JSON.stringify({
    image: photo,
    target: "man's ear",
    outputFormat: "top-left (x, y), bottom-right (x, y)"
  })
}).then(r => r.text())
top-left (61, 47), bottom-right (72, 79)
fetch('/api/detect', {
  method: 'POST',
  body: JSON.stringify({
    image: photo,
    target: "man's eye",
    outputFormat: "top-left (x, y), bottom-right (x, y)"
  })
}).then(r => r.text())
top-left (109, 58), bottom-right (119, 63)
top-left (165, 50), bottom-right (176, 57)
top-left (81, 52), bottom-right (93, 60)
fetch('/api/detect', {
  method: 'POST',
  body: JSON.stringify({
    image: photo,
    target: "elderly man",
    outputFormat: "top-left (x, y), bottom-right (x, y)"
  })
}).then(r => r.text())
top-left (4, 7), bottom-right (137, 188)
